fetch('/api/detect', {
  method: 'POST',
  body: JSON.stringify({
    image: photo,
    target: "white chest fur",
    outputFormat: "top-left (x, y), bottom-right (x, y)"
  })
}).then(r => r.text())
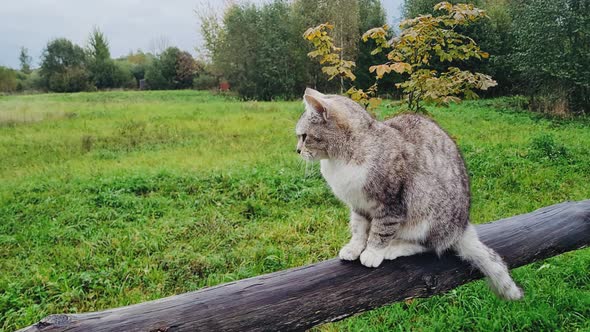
top-left (320, 160), bottom-right (374, 213)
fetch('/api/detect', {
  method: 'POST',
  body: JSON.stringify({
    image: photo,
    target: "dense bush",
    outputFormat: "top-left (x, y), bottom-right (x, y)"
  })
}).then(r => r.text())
top-left (145, 48), bottom-right (179, 90)
top-left (145, 47), bottom-right (201, 90)
top-left (529, 133), bottom-right (570, 162)
top-left (36, 33), bottom-right (181, 92)
top-left (122, 51), bottom-right (155, 86)
top-left (17, 70), bottom-right (44, 92)
top-left (0, 66), bottom-right (18, 93)
top-left (212, 2), bottom-right (302, 99)
top-left (193, 74), bottom-right (218, 90)
top-left (47, 66), bottom-right (94, 93)
top-left (40, 38), bottom-right (92, 92)
top-left (113, 61), bottom-right (138, 89)
top-left (175, 51), bottom-right (201, 89)
top-left (510, 0), bottom-right (589, 115)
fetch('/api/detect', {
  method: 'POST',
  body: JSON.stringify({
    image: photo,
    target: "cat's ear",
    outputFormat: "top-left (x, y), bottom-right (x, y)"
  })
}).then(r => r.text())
top-left (304, 94), bottom-right (329, 122)
top-left (304, 87), bottom-right (324, 98)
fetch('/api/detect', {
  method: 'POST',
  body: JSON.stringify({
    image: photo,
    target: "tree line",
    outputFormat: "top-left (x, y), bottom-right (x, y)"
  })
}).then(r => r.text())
top-left (405, 0), bottom-right (589, 115)
top-left (0, 29), bottom-right (218, 94)
top-left (1, 0), bottom-right (588, 115)
top-left (199, 0), bottom-right (391, 101)
top-left (201, 0), bottom-right (588, 115)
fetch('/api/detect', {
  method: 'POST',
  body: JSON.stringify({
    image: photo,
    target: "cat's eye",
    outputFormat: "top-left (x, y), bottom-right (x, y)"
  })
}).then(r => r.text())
top-left (302, 134), bottom-right (307, 142)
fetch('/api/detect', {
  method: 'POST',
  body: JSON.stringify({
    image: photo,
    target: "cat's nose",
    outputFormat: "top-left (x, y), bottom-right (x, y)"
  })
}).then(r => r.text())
top-left (296, 148), bottom-right (301, 154)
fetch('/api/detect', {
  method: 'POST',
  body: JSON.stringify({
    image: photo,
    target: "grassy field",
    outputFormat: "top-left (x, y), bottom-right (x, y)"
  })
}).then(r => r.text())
top-left (0, 90), bottom-right (589, 331)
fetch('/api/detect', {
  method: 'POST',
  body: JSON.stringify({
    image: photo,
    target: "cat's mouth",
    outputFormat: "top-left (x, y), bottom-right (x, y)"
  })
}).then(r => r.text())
top-left (300, 151), bottom-right (312, 161)
top-left (299, 150), bottom-right (316, 161)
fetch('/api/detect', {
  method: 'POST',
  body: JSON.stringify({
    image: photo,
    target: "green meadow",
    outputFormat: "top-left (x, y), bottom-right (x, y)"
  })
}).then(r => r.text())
top-left (0, 91), bottom-right (588, 331)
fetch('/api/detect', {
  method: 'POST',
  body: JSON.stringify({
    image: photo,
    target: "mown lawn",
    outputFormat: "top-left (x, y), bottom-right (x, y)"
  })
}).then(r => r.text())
top-left (0, 91), bottom-right (588, 331)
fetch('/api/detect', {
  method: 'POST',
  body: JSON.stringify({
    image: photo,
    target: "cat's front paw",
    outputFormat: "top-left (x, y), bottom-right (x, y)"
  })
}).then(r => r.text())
top-left (360, 248), bottom-right (384, 268)
top-left (339, 243), bottom-right (364, 261)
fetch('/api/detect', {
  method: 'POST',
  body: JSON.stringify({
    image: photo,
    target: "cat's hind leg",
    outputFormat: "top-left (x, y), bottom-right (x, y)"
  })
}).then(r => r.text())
top-left (383, 240), bottom-right (428, 260)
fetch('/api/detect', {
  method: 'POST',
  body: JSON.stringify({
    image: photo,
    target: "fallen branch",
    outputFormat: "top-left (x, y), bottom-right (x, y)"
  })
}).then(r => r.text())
top-left (18, 200), bottom-right (590, 332)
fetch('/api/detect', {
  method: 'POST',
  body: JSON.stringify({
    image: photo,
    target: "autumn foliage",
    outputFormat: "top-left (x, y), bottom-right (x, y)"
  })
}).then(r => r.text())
top-left (304, 23), bottom-right (380, 111)
top-left (306, 2), bottom-right (497, 113)
top-left (303, 23), bottom-right (356, 82)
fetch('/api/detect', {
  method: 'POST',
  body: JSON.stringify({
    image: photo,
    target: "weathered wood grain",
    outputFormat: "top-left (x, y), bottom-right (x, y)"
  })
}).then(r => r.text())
top-left (17, 200), bottom-right (590, 332)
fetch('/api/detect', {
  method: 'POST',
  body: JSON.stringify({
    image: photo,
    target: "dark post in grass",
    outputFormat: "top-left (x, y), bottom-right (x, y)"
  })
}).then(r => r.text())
top-left (18, 200), bottom-right (590, 332)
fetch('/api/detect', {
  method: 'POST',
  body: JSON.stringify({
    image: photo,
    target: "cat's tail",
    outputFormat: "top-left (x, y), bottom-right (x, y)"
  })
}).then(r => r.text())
top-left (453, 224), bottom-right (524, 300)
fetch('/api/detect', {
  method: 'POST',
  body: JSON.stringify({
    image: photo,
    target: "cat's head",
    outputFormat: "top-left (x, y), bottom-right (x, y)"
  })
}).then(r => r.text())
top-left (295, 88), bottom-right (374, 161)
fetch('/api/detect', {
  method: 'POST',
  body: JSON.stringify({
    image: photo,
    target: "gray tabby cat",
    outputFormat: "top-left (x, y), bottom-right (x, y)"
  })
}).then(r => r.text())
top-left (295, 88), bottom-right (523, 300)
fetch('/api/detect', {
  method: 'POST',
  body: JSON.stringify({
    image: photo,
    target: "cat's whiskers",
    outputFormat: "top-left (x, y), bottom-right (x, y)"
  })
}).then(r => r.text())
top-left (295, 157), bottom-right (308, 180)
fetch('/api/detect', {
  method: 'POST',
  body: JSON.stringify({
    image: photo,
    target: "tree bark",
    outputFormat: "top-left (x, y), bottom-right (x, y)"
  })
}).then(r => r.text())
top-left (18, 200), bottom-right (590, 332)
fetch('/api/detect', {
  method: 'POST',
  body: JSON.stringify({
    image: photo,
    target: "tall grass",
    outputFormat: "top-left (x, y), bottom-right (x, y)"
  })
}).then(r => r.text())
top-left (0, 91), bottom-right (588, 331)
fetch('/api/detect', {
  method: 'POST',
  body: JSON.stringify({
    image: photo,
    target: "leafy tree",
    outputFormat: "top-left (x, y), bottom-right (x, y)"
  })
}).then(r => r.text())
top-left (144, 66), bottom-right (168, 90)
top-left (256, 1), bottom-right (311, 99)
top-left (469, 0), bottom-right (518, 96)
top-left (0, 66), bottom-right (18, 92)
top-left (355, 0), bottom-right (394, 92)
top-left (304, 22), bottom-right (382, 111)
top-left (145, 47), bottom-right (179, 90)
top-left (160, 48), bottom-right (181, 88)
top-left (176, 51), bottom-right (200, 89)
top-left (304, 2), bottom-right (495, 112)
top-left (113, 61), bottom-right (138, 89)
top-left (403, 0), bottom-right (520, 98)
top-left (14, 69), bottom-right (43, 92)
top-left (40, 38), bottom-right (92, 92)
top-left (47, 66), bottom-right (93, 92)
top-left (207, 1), bottom-right (309, 100)
top-left (213, 4), bottom-right (260, 98)
top-left (196, 2), bottom-right (224, 64)
top-left (87, 28), bottom-right (119, 89)
top-left (19, 47), bottom-right (32, 75)
top-left (202, 0), bottom-right (370, 99)
top-left (193, 73), bottom-right (218, 90)
top-left (303, 23), bottom-right (356, 85)
top-left (325, 0), bottom-right (360, 92)
top-left (291, 0), bottom-right (334, 92)
top-left (510, 0), bottom-right (589, 115)
top-left (403, 0), bottom-right (480, 18)
top-left (87, 28), bottom-right (110, 62)
top-left (292, 0), bottom-right (365, 94)
top-left (41, 39), bottom-right (86, 75)
top-left (145, 47), bottom-right (199, 90)
top-left (366, 2), bottom-right (496, 112)
top-left (123, 50), bottom-right (155, 85)
top-left (327, 0), bottom-right (360, 61)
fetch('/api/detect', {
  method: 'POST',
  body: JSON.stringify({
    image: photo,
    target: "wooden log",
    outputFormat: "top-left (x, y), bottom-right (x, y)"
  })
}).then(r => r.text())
top-left (18, 200), bottom-right (590, 332)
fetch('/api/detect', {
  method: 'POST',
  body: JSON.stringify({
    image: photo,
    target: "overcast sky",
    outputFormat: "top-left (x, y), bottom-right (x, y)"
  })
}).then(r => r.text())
top-left (0, 0), bottom-right (403, 69)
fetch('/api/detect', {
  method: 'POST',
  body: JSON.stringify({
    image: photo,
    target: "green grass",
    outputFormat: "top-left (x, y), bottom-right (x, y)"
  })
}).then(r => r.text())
top-left (0, 91), bottom-right (588, 331)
